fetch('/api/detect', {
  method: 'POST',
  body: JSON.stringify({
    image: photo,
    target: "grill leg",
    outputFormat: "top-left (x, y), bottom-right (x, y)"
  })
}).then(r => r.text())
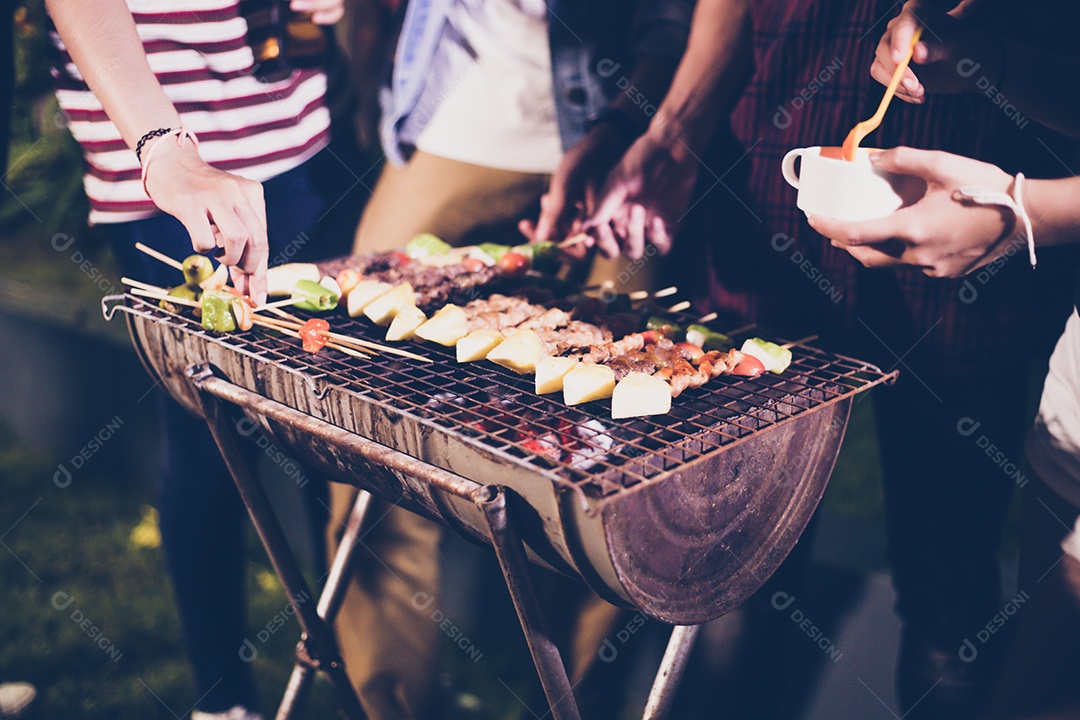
top-left (475, 486), bottom-right (582, 720)
top-left (642, 624), bottom-right (701, 720)
top-left (276, 489), bottom-right (374, 720)
top-left (192, 370), bottom-right (369, 720)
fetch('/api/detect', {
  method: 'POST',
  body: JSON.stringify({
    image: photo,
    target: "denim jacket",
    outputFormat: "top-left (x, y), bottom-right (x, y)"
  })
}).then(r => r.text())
top-left (380, 0), bottom-right (695, 166)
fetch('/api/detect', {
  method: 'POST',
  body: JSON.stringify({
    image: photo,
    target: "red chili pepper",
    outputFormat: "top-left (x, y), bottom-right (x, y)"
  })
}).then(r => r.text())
top-left (299, 318), bottom-right (330, 354)
top-left (730, 354), bottom-right (766, 377)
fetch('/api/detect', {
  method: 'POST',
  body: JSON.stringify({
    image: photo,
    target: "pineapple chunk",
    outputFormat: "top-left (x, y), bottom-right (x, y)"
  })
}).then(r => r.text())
top-left (611, 372), bottom-right (672, 419)
top-left (386, 305), bottom-right (427, 341)
top-left (563, 364), bottom-right (616, 406)
top-left (267, 263), bottom-right (320, 296)
top-left (487, 330), bottom-right (547, 374)
top-left (346, 280), bottom-right (394, 317)
top-left (535, 357), bottom-right (579, 394)
top-left (414, 305), bottom-right (469, 346)
top-left (364, 283), bottom-right (416, 325)
top-left (456, 329), bottom-right (505, 362)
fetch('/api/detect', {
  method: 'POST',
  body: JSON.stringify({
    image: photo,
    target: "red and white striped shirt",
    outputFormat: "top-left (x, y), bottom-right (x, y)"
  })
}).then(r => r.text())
top-left (50, 0), bottom-right (331, 224)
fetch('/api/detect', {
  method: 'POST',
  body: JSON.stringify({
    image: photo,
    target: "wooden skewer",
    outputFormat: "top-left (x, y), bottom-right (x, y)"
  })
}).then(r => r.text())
top-left (131, 287), bottom-right (199, 307)
top-left (135, 242), bottom-right (184, 271)
top-left (257, 297), bottom-right (302, 311)
top-left (252, 318), bottom-right (371, 358)
top-left (131, 287), bottom-right (371, 358)
top-left (255, 314), bottom-right (432, 363)
top-left (122, 276), bottom-right (172, 294)
top-left (265, 306), bottom-right (307, 325)
top-left (781, 335), bottom-right (818, 349)
top-left (696, 312), bottom-right (718, 324)
top-left (723, 323), bottom-right (756, 336)
top-left (665, 300), bottom-right (691, 314)
top-left (127, 275), bottom-right (428, 362)
top-left (653, 286), bottom-right (678, 299)
top-left (558, 232), bottom-right (591, 250)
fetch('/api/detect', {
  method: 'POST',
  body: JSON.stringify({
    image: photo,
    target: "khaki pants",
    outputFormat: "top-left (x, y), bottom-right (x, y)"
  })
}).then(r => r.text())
top-left (330, 151), bottom-right (625, 719)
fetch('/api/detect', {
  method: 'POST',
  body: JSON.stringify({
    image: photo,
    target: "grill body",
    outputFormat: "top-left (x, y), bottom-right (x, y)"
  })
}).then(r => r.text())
top-left (110, 294), bottom-right (890, 625)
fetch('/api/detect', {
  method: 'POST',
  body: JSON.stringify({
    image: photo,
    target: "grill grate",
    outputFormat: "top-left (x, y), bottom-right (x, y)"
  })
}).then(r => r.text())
top-left (118, 294), bottom-right (895, 499)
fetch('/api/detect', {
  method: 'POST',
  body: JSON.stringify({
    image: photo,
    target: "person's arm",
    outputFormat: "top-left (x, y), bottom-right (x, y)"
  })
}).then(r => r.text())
top-left (807, 147), bottom-right (1080, 278)
top-left (47, 0), bottom-right (276, 300)
top-left (520, 56), bottom-right (680, 247)
top-left (584, 0), bottom-right (753, 259)
top-left (873, 0), bottom-right (1080, 139)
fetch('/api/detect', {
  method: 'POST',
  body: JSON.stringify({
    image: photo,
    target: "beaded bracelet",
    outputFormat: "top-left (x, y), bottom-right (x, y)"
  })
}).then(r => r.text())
top-left (135, 127), bottom-right (174, 165)
top-left (140, 127), bottom-right (200, 201)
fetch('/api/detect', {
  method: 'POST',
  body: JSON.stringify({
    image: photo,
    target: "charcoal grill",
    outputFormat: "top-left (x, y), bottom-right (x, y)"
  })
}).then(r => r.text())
top-left (104, 290), bottom-right (896, 720)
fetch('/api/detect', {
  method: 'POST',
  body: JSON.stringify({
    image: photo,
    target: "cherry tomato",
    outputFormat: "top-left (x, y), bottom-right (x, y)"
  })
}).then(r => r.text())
top-left (640, 330), bottom-right (662, 345)
top-left (462, 258), bottom-right (486, 273)
top-left (336, 268), bottom-right (362, 295)
top-left (299, 318), bottom-right (330, 354)
top-left (391, 251), bottom-right (412, 266)
top-left (730, 354), bottom-right (766, 377)
top-left (497, 251), bottom-right (529, 276)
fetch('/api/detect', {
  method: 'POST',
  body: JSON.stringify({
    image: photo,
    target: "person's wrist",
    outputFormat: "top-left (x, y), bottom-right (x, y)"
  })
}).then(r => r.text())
top-left (645, 112), bottom-right (697, 164)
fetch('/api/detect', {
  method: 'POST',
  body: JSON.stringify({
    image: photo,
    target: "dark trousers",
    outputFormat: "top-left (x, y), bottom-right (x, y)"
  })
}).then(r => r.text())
top-left (104, 149), bottom-right (361, 712)
top-left (876, 368), bottom-right (1025, 646)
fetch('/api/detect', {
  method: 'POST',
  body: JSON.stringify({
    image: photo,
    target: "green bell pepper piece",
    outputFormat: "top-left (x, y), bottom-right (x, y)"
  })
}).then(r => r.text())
top-left (477, 243), bottom-right (511, 262)
top-left (405, 233), bottom-right (452, 259)
top-left (686, 324), bottom-right (734, 351)
top-left (201, 290), bottom-right (237, 332)
top-left (181, 255), bottom-right (214, 285)
top-left (159, 284), bottom-right (200, 313)
top-left (291, 279), bottom-right (339, 312)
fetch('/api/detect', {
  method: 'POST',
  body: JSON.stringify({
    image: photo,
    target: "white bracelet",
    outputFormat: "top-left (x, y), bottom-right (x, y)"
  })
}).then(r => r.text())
top-left (956, 172), bottom-right (1036, 269)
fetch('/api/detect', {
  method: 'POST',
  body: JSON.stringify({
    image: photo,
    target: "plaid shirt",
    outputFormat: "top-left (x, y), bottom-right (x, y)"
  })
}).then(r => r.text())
top-left (692, 0), bottom-right (1079, 376)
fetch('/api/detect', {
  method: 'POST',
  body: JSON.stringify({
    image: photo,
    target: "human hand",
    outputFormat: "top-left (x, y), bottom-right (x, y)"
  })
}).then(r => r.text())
top-left (143, 139), bottom-right (269, 301)
top-left (290, 0), bottom-right (344, 25)
top-left (582, 129), bottom-right (700, 260)
top-left (807, 147), bottom-right (1020, 278)
top-left (519, 124), bottom-right (634, 259)
top-left (872, 0), bottom-right (1002, 104)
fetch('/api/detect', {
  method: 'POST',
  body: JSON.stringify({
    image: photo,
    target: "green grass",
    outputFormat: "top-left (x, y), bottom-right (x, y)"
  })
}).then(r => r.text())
top-left (0, 423), bottom-right (347, 719)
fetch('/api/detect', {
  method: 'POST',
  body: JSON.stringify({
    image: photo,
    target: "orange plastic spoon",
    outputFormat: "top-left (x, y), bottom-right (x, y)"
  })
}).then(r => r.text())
top-left (842, 26), bottom-right (923, 161)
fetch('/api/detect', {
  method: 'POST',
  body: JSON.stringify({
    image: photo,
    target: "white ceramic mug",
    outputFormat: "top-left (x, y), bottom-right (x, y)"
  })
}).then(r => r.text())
top-left (781, 146), bottom-right (904, 222)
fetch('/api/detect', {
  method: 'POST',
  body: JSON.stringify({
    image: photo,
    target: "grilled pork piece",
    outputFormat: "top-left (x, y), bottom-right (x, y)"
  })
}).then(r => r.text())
top-left (320, 253), bottom-right (501, 307)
